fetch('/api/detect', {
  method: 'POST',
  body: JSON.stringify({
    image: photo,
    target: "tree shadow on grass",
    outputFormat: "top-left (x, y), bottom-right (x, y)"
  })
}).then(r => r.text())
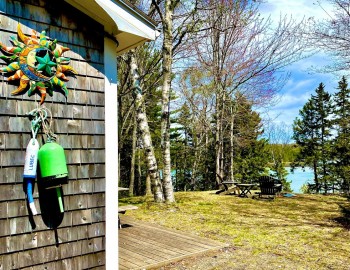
top-left (333, 196), bottom-right (350, 229)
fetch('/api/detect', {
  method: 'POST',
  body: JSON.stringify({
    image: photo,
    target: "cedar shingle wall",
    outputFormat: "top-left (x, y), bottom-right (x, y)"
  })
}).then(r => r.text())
top-left (0, 1), bottom-right (106, 269)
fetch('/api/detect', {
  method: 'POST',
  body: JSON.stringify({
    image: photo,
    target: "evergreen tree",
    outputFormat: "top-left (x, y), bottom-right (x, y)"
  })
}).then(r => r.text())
top-left (332, 76), bottom-right (350, 194)
top-left (231, 97), bottom-right (269, 183)
top-left (312, 83), bottom-right (333, 192)
top-left (293, 83), bottom-right (332, 193)
top-left (172, 103), bottom-right (194, 191)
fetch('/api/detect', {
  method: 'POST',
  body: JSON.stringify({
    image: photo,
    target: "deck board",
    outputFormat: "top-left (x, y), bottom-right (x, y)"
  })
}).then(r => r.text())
top-left (119, 216), bottom-right (227, 270)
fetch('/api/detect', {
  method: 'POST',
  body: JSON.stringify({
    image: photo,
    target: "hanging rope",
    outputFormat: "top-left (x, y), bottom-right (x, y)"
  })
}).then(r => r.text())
top-left (27, 106), bottom-right (57, 142)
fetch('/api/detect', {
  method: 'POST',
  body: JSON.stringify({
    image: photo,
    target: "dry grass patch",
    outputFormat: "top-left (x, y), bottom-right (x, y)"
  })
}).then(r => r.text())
top-left (119, 191), bottom-right (350, 269)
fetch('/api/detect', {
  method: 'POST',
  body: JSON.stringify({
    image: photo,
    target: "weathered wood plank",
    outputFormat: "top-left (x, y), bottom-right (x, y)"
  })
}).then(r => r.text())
top-left (120, 231), bottom-right (187, 256)
top-left (7, 200), bottom-right (30, 218)
top-left (86, 62), bottom-right (104, 78)
top-left (73, 179), bottom-right (94, 194)
top-left (119, 247), bottom-right (158, 266)
top-left (119, 217), bottom-right (226, 270)
top-left (87, 251), bottom-right (105, 268)
top-left (0, 184), bottom-right (25, 200)
top-left (1, 252), bottom-right (19, 270)
top-left (66, 194), bottom-right (88, 211)
top-left (56, 225), bottom-right (88, 243)
top-left (120, 241), bottom-right (167, 263)
top-left (0, 167), bottom-right (24, 184)
top-left (0, 116), bottom-right (9, 131)
top-left (76, 164), bottom-right (89, 179)
top-left (0, 88), bottom-right (105, 106)
top-left (88, 164), bottom-right (105, 178)
top-left (65, 149), bottom-right (81, 164)
top-left (22, 232), bottom-right (38, 250)
top-left (93, 178), bottom-right (105, 193)
top-left (81, 238), bottom-right (95, 255)
top-left (0, 16), bottom-right (16, 34)
top-left (0, 99), bottom-right (17, 114)
top-left (1, 101), bottom-right (106, 121)
top-left (7, 117), bottom-right (28, 132)
top-left (52, 119), bottom-right (105, 135)
top-left (0, 202), bottom-right (7, 219)
top-left (0, 133), bottom-right (5, 149)
top-left (69, 192), bottom-right (99, 210)
top-left (1, 150), bottom-right (24, 166)
top-left (59, 241), bottom-right (83, 259)
top-left (0, 233), bottom-right (37, 254)
top-left (87, 193), bottom-right (105, 208)
top-left (80, 149), bottom-right (105, 163)
top-left (0, 236), bottom-right (8, 254)
top-left (36, 230), bottom-right (55, 247)
top-left (9, 216), bottom-right (32, 235)
top-left (91, 207), bottom-right (104, 223)
top-left (72, 209), bottom-right (92, 225)
top-left (87, 222), bottom-right (105, 238)
top-left (59, 211), bottom-right (73, 228)
top-left (4, 133), bottom-right (25, 149)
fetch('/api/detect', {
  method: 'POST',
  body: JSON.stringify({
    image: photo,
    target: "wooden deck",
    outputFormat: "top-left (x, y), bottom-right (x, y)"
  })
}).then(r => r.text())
top-left (119, 216), bottom-right (227, 269)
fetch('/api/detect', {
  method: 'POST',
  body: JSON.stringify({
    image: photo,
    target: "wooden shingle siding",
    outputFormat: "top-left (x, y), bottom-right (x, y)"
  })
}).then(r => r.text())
top-left (0, 0), bottom-right (107, 268)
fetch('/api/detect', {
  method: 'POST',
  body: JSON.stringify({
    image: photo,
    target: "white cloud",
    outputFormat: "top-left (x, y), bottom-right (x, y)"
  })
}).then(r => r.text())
top-left (258, 1), bottom-right (338, 129)
top-left (260, 0), bottom-right (333, 22)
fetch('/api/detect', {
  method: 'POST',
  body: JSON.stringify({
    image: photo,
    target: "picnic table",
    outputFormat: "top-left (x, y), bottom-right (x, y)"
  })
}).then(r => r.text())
top-left (236, 183), bottom-right (256, 198)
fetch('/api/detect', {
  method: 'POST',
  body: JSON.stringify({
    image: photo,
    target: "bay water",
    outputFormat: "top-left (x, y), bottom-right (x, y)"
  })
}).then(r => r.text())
top-left (285, 167), bottom-right (314, 193)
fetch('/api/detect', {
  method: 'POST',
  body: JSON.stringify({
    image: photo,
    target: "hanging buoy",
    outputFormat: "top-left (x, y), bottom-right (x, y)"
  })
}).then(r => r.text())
top-left (38, 141), bottom-right (68, 213)
top-left (24, 138), bottom-right (39, 178)
top-left (23, 138), bottom-right (39, 215)
top-left (38, 141), bottom-right (68, 186)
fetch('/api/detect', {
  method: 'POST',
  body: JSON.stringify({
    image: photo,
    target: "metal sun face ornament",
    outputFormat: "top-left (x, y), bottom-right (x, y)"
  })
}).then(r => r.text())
top-left (0, 24), bottom-right (77, 104)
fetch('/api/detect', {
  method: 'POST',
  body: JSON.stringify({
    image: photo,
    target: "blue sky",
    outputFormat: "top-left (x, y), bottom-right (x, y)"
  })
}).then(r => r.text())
top-left (259, 0), bottom-right (340, 128)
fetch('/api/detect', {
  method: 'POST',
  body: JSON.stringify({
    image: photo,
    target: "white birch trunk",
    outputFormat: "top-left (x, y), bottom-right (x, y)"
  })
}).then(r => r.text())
top-left (159, 0), bottom-right (175, 203)
top-left (129, 52), bottom-right (164, 202)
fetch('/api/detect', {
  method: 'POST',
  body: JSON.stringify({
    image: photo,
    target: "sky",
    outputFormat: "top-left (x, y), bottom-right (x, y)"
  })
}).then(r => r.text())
top-left (258, 0), bottom-right (340, 129)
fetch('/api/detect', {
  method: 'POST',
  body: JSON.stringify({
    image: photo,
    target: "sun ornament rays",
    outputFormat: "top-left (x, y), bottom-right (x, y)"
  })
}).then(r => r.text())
top-left (0, 24), bottom-right (77, 104)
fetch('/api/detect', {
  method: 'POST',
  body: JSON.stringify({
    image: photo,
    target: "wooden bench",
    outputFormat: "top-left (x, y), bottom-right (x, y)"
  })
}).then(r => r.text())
top-left (118, 205), bottom-right (138, 229)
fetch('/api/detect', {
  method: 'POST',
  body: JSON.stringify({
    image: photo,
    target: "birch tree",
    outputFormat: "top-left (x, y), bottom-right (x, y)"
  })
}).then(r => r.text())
top-left (150, 0), bottom-right (204, 202)
top-left (128, 50), bottom-right (164, 202)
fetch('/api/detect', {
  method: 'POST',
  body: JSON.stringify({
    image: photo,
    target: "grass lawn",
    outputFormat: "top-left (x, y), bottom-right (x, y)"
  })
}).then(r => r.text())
top-left (119, 191), bottom-right (350, 270)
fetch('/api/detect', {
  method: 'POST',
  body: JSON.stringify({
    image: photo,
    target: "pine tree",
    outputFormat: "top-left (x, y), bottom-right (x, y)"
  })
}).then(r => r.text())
top-left (312, 83), bottom-right (333, 193)
top-left (332, 76), bottom-right (350, 194)
top-left (231, 96), bottom-right (269, 183)
top-left (293, 83), bottom-right (332, 193)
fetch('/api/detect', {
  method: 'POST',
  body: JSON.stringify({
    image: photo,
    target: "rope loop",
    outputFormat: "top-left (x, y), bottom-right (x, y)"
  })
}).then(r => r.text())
top-left (27, 106), bottom-right (57, 142)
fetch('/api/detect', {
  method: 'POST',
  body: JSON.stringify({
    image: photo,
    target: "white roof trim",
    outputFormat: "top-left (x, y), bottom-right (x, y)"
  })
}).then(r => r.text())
top-left (65, 0), bottom-right (158, 54)
top-left (95, 0), bottom-right (156, 40)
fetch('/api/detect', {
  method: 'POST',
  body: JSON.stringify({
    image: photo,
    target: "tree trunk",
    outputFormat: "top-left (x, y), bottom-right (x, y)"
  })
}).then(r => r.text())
top-left (129, 51), bottom-right (164, 202)
top-left (160, 0), bottom-right (176, 203)
top-left (137, 149), bottom-right (142, 195)
top-left (145, 173), bottom-right (152, 196)
top-left (129, 114), bottom-right (137, 196)
top-left (215, 90), bottom-right (224, 186)
top-left (230, 105), bottom-right (235, 182)
top-left (314, 159), bottom-right (319, 193)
